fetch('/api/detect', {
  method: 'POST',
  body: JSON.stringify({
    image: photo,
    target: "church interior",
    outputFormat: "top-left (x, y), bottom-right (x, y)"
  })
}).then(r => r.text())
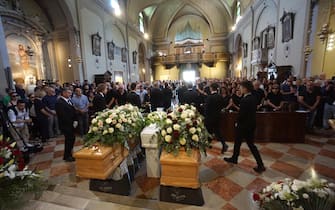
top-left (0, 0), bottom-right (335, 210)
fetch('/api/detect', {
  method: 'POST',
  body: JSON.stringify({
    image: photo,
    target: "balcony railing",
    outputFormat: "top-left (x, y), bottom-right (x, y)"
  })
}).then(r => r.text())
top-left (151, 52), bottom-right (229, 66)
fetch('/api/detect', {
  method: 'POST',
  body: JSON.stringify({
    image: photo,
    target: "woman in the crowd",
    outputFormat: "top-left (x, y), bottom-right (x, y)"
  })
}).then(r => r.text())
top-left (34, 89), bottom-right (52, 143)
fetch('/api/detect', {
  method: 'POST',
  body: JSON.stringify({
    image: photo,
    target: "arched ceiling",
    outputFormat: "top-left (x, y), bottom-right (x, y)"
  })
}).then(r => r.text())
top-left (126, 0), bottom-right (238, 42)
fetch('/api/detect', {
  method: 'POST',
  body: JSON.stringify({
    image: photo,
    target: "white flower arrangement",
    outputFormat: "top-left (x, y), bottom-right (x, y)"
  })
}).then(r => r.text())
top-left (85, 104), bottom-right (144, 147)
top-left (154, 104), bottom-right (210, 155)
top-left (253, 177), bottom-right (335, 210)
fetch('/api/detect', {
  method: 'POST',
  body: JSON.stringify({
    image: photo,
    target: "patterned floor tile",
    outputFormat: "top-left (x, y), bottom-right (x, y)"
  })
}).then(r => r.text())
top-left (29, 160), bottom-right (53, 171)
top-left (225, 168), bottom-right (256, 187)
top-left (287, 147), bottom-right (315, 160)
top-left (221, 203), bottom-right (238, 210)
top-left (292, 144), bottom-right (321, 154)
top-left (270, 161), bottom-right (304, 178)
top-left (205, 177), bottom-right (243, 201)
top-left (319, 149), bottom-right (335, 159)
top-left (313, 163), bottom-right (335, 180)
top-left (50, 163), bottom-right (74, 177)
top-left (26, 132), bottom-right (335, 209)
top-left (246, 177), bottom-right (270, 192)
top-left (259, 147), bottom-right (284, 159)
top-left (204, 157), bottom-right (233, 175)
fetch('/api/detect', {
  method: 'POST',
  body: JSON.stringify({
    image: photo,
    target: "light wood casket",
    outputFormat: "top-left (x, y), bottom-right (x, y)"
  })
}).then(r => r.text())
top-left (160, 149), bottom-right (200, 189)
top-left (74, 144), bottom-right (128, 180)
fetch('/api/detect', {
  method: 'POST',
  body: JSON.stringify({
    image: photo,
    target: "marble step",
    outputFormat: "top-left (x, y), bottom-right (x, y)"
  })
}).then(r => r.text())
top-left (52, 185), bottom-right (211, 210)
top-left (38, 190), bottom-right (147, 210)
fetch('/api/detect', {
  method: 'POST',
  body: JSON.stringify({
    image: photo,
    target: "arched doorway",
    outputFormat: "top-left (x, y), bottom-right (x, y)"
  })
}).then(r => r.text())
top-left (235, 34), bottom-right (243, 78)
top-left (1, 0), bottom-right (77, 89)
top-left (138, 43), bottom-right (146, 82)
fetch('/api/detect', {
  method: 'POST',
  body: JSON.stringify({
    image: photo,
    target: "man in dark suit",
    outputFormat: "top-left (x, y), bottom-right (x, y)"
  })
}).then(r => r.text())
top-left (56, 88), bottom-right (77, 162)
top-left (150, 82), bottom-right (163, 111)
top-left (92, 83), bottom-right (107, 113)
top-left (204, 83), bottom-right (228, 153)
top-left (224, 81), bottom-right (265, 173)
top-left (182, 83), bottom-right (199, 109)
top-left (127, 83), bottom-right (141, 108)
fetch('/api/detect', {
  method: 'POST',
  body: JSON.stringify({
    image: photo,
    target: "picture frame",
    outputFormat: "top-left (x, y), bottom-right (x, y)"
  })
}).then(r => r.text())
top-left (243, 43), bottom-right (248, 58)
top-left (252, 37), bottom-right (260, 50)
top-left (132, 51), bottom-right (137, 64)
top-left (91, 32), bottom-right (102, 56)
top-left (107, 41), bottom-right (115, 60)
top-left (121, 47), bottom-right (127, 63)
top-left (261, 29), bottom-right (268, 49)
top-left (267, 27), bottom-right (275, 49)
top-left (280, 11), bottom-right (295, 43)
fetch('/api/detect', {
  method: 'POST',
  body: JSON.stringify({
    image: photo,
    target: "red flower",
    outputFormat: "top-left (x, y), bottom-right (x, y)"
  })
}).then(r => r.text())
top-left (178, 108), bottom-right (183, 112)
top-left (173, 130), bottom-right (180, 138)
top-left (186, 124), bottom-right (191, 129)
top-left (13, 149), bottom-right (21, 157)
top-left (0, 157), bottom-right (4, 165)
top-left (253, 193), bottom-right (260, 201)
top-left (18, 158), bottom-right (25, 171)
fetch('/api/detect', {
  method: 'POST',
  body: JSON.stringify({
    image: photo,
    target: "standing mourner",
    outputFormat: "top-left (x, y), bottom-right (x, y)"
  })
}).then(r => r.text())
top-left (92, 83), bottom-right (107, 113)
top-left (72, 88), bottom-right (89, 137)
top-left (127, 83), bottom-right (141, 108)
top-left (204, 83), bottom-right (228, 154)
top-left (56, 88), bottom-right (77, 162)
top-left (224, 81), bottom-right (266, 173)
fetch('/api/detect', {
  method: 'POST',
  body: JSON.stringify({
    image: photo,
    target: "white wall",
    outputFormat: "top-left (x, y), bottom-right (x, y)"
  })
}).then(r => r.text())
top-left (232, 0), bottom-right (310, 78)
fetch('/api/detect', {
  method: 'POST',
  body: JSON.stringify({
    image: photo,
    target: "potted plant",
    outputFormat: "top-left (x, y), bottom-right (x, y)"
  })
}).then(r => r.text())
top-left (252, 177), bottom-right (335, 210)
top-left (157, 104), bottom-right (210, 189)
top-left (0, 136), bottom-right (46, 210)
top-left (74, 104), bottom-right (144, 180)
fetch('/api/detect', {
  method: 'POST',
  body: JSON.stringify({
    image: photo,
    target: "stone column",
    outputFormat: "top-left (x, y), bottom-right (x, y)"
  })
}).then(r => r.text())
top-left (0, 15), bottom-right (13, 95)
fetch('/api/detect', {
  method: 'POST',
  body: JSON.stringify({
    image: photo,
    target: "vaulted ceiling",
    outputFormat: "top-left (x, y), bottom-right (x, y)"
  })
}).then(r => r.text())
top-left (127, 0), bottom-right (236, 42)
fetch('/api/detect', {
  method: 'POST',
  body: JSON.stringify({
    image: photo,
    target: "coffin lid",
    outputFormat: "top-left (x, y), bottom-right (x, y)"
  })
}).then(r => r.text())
top-left (74, 146), bottom-right (113, 160)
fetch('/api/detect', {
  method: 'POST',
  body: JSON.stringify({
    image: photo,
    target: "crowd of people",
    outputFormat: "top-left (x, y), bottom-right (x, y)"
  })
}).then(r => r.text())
top-left (1, 74), bottom-right (334, 163)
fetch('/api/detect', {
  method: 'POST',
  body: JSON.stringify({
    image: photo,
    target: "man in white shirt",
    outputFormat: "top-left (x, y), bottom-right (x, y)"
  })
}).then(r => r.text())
top-left (7, 100), bottom-right (32, 149)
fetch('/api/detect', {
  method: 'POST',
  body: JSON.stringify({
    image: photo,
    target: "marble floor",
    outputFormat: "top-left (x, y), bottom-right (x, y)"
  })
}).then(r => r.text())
top-left (28, 132), bottom-right (335, 210)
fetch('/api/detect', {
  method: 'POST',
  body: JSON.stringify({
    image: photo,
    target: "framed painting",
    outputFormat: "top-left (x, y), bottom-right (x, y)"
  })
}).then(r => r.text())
top-left (243, 43), bottom-right (248, 58)
top-left (252, 37), bottom-right (260, 50)
top-left (267, 27), bottom-right (275, 49)
top-left (132, 51), bottom-right (137, 64)
top-left (107, 41), bottom-right (115, 60)
top-left (261, 29), bottom-right (268, 49)
top-left (280, 11), bottom-right (295, 43)
top-left (91, 32), bottom-right (102, 56)
top-left (121, 48), bottom-right (127, 63)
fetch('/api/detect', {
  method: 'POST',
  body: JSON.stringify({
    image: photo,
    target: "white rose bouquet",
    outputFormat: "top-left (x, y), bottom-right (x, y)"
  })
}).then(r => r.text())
top-left (145, 111), bottom-right (167, 127)
top-left (84, 104), bottom-right (144, 147)
top-left (252, 177), bottom-right (335, 210)
top-left (156, 104), bottom-right (210, 155)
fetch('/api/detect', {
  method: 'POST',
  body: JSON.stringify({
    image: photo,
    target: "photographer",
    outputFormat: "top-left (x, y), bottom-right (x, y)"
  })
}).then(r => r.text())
top-left (7, 99), bottom-right (32, 150)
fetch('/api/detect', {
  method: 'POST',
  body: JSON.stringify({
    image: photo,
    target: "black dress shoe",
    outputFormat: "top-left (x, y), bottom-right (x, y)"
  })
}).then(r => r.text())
top-left (221, 144), bottom-right (229, 154)
top-left (64, 157), bottom-right (76, 162)
top-left (224, 157), bottom-right (237, 164)
top-left (253, 166), bottom-right (266, 173)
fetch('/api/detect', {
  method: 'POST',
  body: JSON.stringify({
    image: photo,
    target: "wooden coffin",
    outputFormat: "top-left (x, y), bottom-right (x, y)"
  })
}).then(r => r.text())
top-left (160, 149), bottom-right (200, 189)
top-left (74, 144), bottom-right (128, 180)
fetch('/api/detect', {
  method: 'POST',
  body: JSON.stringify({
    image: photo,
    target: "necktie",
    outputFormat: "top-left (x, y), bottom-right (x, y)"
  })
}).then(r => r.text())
top-left (67, 99), bottom-right (73, 106)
